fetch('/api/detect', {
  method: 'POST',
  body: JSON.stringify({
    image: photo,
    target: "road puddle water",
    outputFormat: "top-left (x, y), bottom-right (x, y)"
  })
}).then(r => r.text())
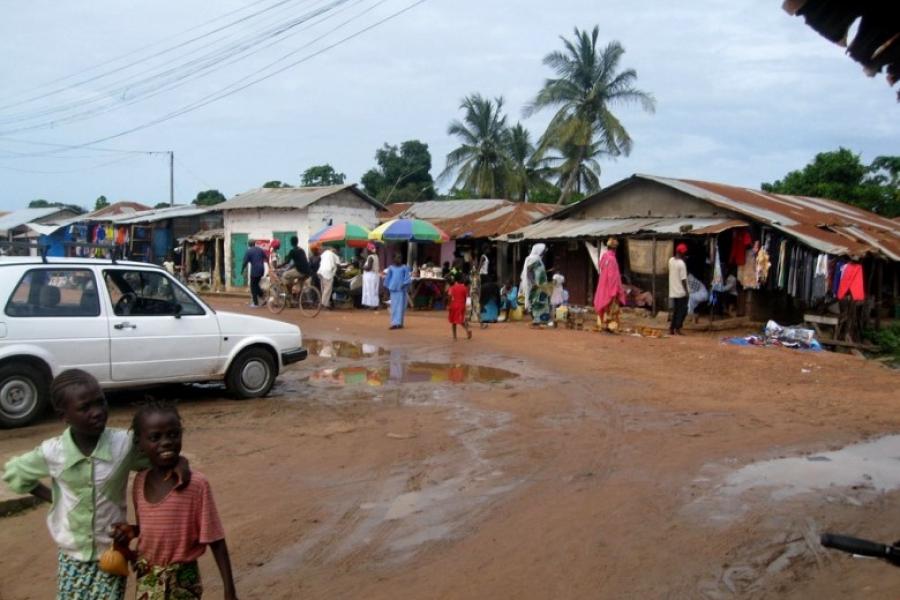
top-left (308, 362), bottom-right (517, 387)
top-left (305, 338), bottom-right (388, 358)
top-left (721, 434), bottom-right (900, 500)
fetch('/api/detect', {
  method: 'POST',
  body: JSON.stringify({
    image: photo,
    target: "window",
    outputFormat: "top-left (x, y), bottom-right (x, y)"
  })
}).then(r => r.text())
top-left (5, 269), bottom-right (100, 317)
top-left (103, 269), bottom-right (205, 317)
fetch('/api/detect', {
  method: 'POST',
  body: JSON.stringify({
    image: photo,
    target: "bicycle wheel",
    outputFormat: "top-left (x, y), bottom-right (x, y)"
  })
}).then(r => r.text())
top-left (299, 285), bottom-right (322, 317)
top-left (267, 283), bottom-right (287, 314)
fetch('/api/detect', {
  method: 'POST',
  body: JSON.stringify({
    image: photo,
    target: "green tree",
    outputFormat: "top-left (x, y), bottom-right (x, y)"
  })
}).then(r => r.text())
top-left (441, 94), bottom-right (513, 198)
top-left (761, 148), bottom-right (900, 217)
top-left (28, 199), bottom-right (85, 214)
top-left (192, 189), bottom-right (227, 206)
top-left (526, 26), bottom-right (655, 204)
top-left (300, 165), bottom-right (345, 187)
top-left (361, 140), bottom-right (436, 203)
top-left (506, 123), bottom-right (556, 202)
top-left (94, 195), bottom-right (109, 211)
top-left (262, 180), bottom-right (292, 188)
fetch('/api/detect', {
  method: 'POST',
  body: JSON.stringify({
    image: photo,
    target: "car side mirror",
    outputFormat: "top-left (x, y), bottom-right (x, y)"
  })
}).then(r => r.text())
top-left (173, 303), bottom-right (183, 319)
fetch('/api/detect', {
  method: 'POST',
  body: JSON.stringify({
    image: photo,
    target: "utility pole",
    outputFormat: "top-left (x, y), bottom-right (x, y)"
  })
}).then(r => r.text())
top-left (169, 151), bottom-right (174, 206)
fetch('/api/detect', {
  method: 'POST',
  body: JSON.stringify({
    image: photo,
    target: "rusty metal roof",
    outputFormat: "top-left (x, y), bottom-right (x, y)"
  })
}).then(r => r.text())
top-left (495, 216), bottom-right (742, 242)
top-left (386, 200), bottom-right (558, 240)
top-left (650, 176), bottom-right (900, 260)
top-left (537, 175), bottom-right (899, 260)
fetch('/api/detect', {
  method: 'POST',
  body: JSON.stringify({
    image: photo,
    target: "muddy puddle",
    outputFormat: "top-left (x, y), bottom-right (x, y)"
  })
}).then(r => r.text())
top-left (308, 362), bottom-right (517, 387)
top-left (721, 434), bottom-right (900, 500)
top-left (305, 338), bottom-right (388, 359)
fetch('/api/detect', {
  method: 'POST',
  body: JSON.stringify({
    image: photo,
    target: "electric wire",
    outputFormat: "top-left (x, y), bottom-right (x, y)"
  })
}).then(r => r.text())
top-left (0, 0), bottom-right (347, 131)
top-left (1, 0), bottom-right (428, 157)
top-left (0, 0), bottom-right (310, 112)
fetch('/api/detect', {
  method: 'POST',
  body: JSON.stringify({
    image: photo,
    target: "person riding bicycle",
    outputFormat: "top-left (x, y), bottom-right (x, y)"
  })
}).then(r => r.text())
top-left (278, 236), bottom-right (311, 291)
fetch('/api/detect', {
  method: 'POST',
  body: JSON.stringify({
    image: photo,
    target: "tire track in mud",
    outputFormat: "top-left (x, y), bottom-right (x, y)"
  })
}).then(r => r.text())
top-left (245, 347), bottom-right (629, 591)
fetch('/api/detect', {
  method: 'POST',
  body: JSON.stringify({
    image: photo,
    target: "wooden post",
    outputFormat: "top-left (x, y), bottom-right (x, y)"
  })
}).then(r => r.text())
top-left (875, 260), bottom-right (883, 330)
top-left (214, 238), bottom-right (223, 292)
top-left (651, 235), bottom-right (657, 316)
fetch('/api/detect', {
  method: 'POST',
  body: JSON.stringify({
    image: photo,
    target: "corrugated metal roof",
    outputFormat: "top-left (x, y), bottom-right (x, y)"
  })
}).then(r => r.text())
top-left (397, 199), bottom-right (509, 220)
top-left (541, 174), bottom-right (900, 260)
top-left (85, 201), bottom-right (152, 219)
top-left (179, 228), bottom-right (224, 243)
top-left (652, 176), bottom-right (900, 260)
top-left (216, 184), bottom-right (384, 211)
top-left (496, 217), bottom-right (738, 242)
top-left (423, 202), bottom-right (558, 239)
top-left (0, 207), bottom-right (63, 234)
top-left (111, 205), bottom-right (211, 224)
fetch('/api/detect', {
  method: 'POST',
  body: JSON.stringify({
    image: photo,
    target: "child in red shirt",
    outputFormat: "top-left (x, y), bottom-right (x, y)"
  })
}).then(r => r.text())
top-left (447, 274), bottom-right (472, 341)
top-left (115, 401), bottom-right (237, 599)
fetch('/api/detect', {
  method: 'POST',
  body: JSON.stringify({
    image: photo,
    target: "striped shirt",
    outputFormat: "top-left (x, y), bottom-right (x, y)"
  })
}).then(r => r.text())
top-left (2, 428), bottom-right (146, 561)
top-left (133, 470), bottom-right (225, 566)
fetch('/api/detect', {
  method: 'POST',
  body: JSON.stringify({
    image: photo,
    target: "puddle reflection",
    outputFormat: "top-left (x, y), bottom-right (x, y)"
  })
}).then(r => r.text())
top-left (309, 361), bottom-right (517, 387)
top-left (306, 338), bottom-right (388, 359)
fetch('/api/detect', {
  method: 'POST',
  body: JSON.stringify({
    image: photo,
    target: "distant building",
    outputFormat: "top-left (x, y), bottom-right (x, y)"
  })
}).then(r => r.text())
top-left (216, 185), bottom-right (384, 289)
top-left (498, 173), bottom-right (900, 322)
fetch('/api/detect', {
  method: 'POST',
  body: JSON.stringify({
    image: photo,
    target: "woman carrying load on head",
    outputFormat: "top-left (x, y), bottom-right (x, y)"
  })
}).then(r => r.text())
top-left (593, 238), bottom-right (627, 332)
top-left (520, 243), bottom-right (552, 327)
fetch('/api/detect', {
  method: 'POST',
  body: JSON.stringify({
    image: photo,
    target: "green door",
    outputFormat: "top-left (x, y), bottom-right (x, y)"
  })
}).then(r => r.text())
top-left (230, 233), bottom-right (249, 287)
top-left (273, 231), bottom-right (295, 263)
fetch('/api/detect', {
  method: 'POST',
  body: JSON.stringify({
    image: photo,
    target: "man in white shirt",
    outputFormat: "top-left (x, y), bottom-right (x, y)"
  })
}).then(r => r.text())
top-left (668, 243), bottom-right (689, 335)
top-left (317, 246), bottom-right (339, 308)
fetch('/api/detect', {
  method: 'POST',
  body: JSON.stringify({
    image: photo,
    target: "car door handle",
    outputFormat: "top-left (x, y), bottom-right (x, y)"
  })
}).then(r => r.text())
top-left (114, 322), bottom-right (137, 330)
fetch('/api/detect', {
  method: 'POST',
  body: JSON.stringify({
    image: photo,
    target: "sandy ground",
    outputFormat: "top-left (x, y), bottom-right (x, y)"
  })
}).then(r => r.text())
top-left (1, 297), bottom-right (899, 599)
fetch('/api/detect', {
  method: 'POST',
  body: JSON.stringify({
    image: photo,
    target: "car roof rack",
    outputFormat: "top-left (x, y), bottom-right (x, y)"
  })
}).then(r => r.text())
top-left (0, 241), bottom-right (123, 264)
top-left (63, 242), bottom-right (122, 264)
top-left (0, 241), bottom-right (50, 263)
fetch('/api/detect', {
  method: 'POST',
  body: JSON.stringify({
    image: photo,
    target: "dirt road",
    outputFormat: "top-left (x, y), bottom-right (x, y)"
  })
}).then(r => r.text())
top-left (2, 298), bottom-right (899, 599)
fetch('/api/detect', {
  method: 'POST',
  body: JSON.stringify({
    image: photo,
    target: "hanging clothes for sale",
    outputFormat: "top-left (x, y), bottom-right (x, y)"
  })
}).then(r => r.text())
top-left (711, 241), bottom-right (724, 290)
top-left (832, 260), bottom-right (847, 297)
top-left (730, 229), bottom-right (753, 266)
top-left (811, 254), bottom-right (829, 302)
top-left (837, 262), bottom-right (865, 301)
top-left (756, 245), bottom-right (771, 286)
top-left (738, 243), bottom-right (758, 288)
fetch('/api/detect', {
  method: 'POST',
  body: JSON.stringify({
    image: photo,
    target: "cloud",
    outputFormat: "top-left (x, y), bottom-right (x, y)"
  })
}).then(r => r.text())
top-left (0, 0), bottom-right (897, 209)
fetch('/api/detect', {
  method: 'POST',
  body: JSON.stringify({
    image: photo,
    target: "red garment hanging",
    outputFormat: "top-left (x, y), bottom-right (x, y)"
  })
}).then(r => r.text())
top-left (836, 263), bottom-right (865, 301)
top-left (730, 229), bottom-right (752, 266)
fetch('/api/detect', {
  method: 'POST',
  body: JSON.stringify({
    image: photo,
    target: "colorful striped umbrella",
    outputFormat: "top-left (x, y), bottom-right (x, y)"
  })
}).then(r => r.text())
top-left (309, 222), bottom-right (372, 248)
top-left (368, 218), bottom-right (449, 243)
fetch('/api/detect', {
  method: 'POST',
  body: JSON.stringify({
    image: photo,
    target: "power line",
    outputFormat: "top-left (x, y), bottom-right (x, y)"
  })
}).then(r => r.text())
top-left (0, 153), bottom-right (145, 174)
top-left (0, 0), bottom-right (347, 132)
top-left (0, 0), bottom-right (309, 111)
top-left (3, 0), bottom-right (428, 156)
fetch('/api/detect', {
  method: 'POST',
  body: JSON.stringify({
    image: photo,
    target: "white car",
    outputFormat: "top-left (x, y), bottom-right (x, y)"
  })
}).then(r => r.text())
top-left (0, 256), bottom-right (307, 427)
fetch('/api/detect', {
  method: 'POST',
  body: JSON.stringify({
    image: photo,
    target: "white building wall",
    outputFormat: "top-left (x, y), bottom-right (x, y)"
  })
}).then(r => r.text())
top-left (223, 208), bottom-right (308, 289)
top-left (222, 191), bottom-right (378, 289)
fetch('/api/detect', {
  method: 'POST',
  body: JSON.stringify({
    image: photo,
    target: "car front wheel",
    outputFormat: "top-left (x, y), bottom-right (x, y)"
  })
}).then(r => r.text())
top-left (225, 348), bottom-right (276, 399)
top-left (0, 363), bottom-right (49, 428)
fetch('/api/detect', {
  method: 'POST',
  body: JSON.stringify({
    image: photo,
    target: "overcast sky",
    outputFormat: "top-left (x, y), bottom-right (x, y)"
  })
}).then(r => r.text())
top-left (0, 0), bottom-right (897, 211)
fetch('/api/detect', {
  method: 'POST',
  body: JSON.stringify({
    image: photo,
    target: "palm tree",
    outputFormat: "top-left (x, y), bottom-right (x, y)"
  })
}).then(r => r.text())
top-left (525, 26), bottom-right (655, 204)
top-left (441, 94), bottom-right (512, 198)
top-left (544, 139), bottom-right (608, 200)
top-left (506, 123), bottom-right (555, 202)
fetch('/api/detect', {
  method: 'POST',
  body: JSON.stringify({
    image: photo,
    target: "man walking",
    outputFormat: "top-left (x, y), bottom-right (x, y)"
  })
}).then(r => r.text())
top-left (242, 240), bottom-right (267, 308)
top-left (317, 246), bottom-right (339, 308)
top-left (668, 243), bottom-right (689, 335)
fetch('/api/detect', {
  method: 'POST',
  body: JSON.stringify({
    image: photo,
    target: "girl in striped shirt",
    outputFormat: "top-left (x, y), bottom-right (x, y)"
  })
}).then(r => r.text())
top-left (115, 401), bottom-right (237, 599)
